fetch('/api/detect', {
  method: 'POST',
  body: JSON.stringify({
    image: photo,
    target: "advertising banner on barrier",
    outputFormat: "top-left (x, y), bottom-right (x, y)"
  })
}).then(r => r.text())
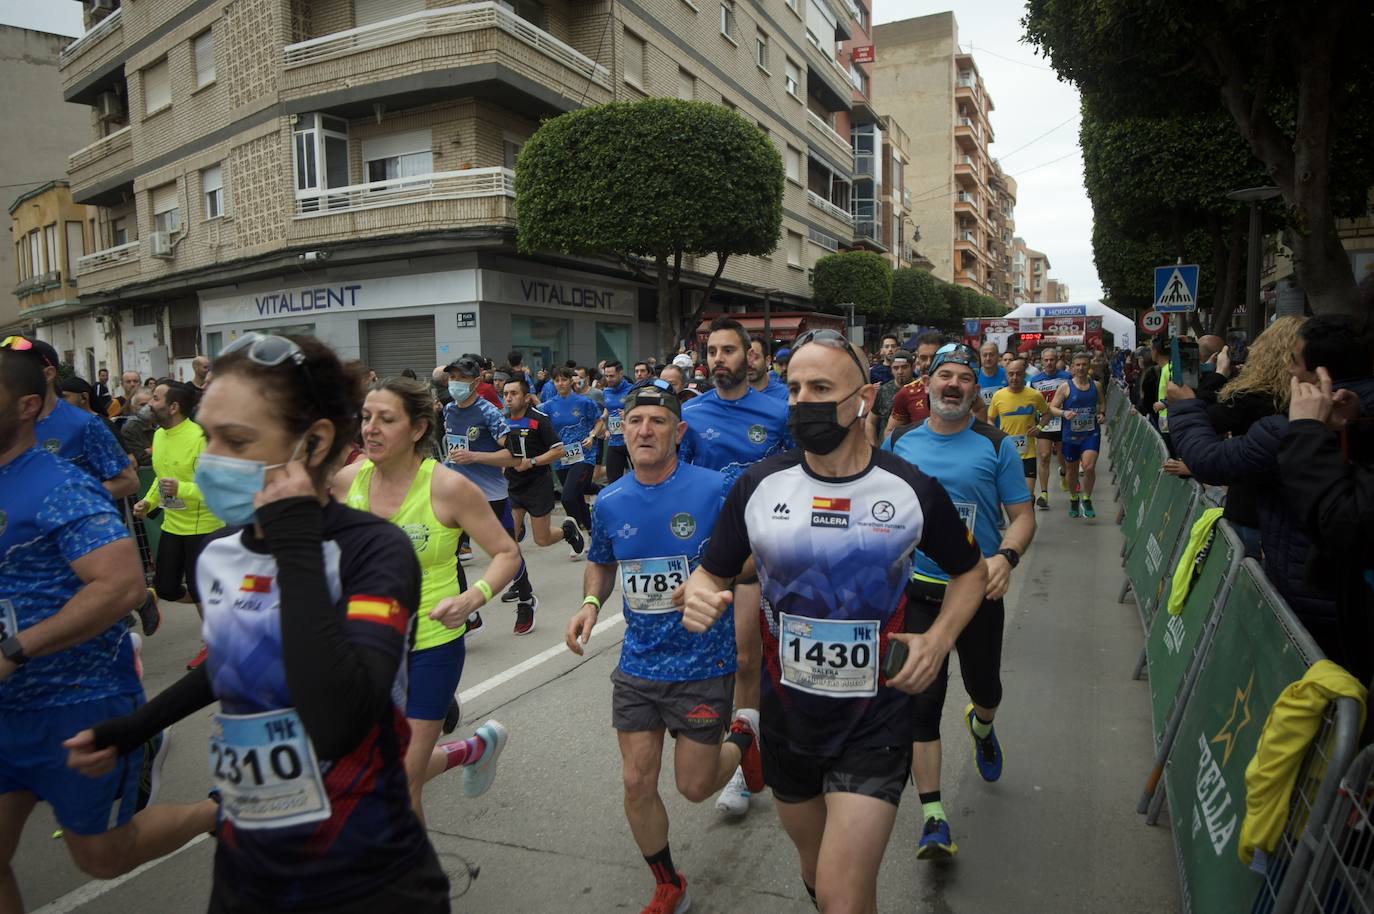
top-left (1123, 474), bottom-right (1197, 628)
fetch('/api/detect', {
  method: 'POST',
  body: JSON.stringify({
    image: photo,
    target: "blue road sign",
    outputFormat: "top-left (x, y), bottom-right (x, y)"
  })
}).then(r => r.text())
top-left (1154, 264), bottom-right (1199, 313)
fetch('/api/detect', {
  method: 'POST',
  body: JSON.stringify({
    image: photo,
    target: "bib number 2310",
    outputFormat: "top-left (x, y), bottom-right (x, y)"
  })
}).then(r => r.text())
top-left (209, 708), bottom-right (330, 830)
top-left (779, 613), bottom-right (878, 697)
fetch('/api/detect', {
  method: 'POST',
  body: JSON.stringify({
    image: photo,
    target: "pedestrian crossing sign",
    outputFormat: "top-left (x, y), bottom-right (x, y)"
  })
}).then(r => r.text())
top-left (1154, 264), bottom-right (1199, 313)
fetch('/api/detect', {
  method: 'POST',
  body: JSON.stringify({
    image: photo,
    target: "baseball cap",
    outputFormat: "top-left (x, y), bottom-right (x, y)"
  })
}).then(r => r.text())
top-left (672, 353), bottom-right (694, 370)
top-left (59, 376), bottom-right (93, 396)
top-left (622, 378), bottom-right (682, 419)
top-left (444, 356), bottom-right (482, 378)
top-left (891, 350), bottom-right (913, 365)
top-left (0, 335), bottom-right (59, 369)
top-left (929, 343), bottom-right (979, 375)
top-left (773, 347), bottom-right (792, 362)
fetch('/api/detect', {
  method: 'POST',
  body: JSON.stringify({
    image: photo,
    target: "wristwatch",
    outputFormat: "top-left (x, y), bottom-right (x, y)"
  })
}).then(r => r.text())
top-left (996, 548), bottom-right (1020, 569)
top-left (1, 636), bottom-right (29, 667)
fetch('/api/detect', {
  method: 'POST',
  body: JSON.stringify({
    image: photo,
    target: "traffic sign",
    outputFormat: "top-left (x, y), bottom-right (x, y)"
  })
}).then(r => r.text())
top-left (1140, 309), bottom-right (1166, 336)
top-left (1154, 264), bottom-right (1199, 313)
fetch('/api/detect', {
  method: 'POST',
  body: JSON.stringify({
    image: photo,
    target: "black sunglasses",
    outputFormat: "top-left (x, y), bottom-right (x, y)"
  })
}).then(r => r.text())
top-left (791, 329), bottom-right (870, 380)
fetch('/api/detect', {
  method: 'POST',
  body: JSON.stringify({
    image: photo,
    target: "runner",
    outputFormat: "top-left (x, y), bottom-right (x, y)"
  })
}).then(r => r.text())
top-left (0, 348), bottom-right (215, 897)
top-left (1049, 351), bottom-right (1106, 519)
top-left (868, 350), bottom-right (913, 446)
top-left (443, 356), bottom-right (538, 635)
top-left (68, 333), bottom-right (453, 911)
top-left (564, 380), bottom-right (758, 914)
top-left (601, 361), bottom-right (633, 484)
top-left (333, 376), bottom-right (520, 821)
top-left (682, 331), bottom-right (987, 912)
top-left (1029, 346), bottom-right (1072, 508)
top-left (870, 334), bottom-right (900, 385)
top-left (881, 342), bottom-right (1036, 861)
top-left (975, 340), bottom-right (1008, 414)
top-left (884, 332), bottom-right (943, 439)
top-left (501, 376), bottom-right (587, 563)
top-left (748, 336), bottom-right (789, 401)
top-left (987, 360), bottom-right (1051, 497)
top-left (540, 366), bottom-right (606, 546)
top-left (679, 316), bottom-right (792, 818)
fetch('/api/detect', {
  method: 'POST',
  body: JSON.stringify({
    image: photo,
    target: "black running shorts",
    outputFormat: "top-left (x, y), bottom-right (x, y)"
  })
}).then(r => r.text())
top-left (762, 738), bottom-right (911, 807)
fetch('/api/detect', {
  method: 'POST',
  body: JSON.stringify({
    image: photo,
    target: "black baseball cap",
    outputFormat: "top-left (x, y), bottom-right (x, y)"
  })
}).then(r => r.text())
top-left (0, 335), bottom-right (59, 369)
top-left (623, 379), bottom-right (682, 419)
top-left (59, 376), bottom-right (93, 396)
top-left (444, 356), bottom-right (482, 378)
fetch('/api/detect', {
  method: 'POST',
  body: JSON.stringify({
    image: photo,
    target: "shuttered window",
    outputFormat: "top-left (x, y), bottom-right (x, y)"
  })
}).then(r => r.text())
top-left (362, 316), bottom-right (436, 379)
top-left (354, 0), bottom-right (425, 28)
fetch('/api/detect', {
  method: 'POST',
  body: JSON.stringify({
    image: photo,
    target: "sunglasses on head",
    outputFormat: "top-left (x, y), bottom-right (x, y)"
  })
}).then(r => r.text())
top-left (218, 332), bottom-right (322, 411)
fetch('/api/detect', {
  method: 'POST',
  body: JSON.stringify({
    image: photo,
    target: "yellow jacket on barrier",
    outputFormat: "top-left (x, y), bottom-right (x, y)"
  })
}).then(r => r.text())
top-left (1238, 660), bottom-right (1367, 866)
top-left (1168, 508), bottom-right (1225, 616)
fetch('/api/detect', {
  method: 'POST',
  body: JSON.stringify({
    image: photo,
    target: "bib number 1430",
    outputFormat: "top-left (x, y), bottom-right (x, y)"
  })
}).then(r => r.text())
top-left (779, 613), bottom-right (878, 697)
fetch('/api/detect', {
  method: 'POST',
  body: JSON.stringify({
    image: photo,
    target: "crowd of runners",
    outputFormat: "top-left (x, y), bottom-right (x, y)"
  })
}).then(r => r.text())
top-left (0, 324), bottom-right (1113, 912)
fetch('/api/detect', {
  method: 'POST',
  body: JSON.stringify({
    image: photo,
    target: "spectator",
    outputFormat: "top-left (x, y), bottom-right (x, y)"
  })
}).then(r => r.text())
top-left (633, 360), bottom-right (651, 383)
top-left (119, 390), bottom-right (156, 467)
top-left (92, 368), bottom-right (113, 415)
top-left (1137, 337), bottom-right (1169, 433)
top-left (659, 364), bottom-right (697, 402)
top-left (400, 368), bottom-right (418, 380)
top-left (507, 350), bottom-right (535, 389)
top-left (188, 355), bottom-right (211, 393)
top-left (1167, 315), bottom-right (1374, 674)
top-left (107, 370), bottom-right (141, 419)
top-left (870, 334), bottom-right (899, 384)
top-left (771, 347), bottom-right (791, 383)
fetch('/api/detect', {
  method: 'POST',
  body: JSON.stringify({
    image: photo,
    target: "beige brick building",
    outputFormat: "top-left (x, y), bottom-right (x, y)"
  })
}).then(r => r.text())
top-left (870, 12), bottom-right (1011, 303)
top-left (55, 0), bottom-right (861, 376)
top-left (1012, 237), bottom-right (1054, 303)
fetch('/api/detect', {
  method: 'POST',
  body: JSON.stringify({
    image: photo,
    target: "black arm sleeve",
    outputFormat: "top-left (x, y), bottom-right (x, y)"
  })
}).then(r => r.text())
top-left (258, 497), bottom-right (408, 761)
top-left (701, 472), bottom-right (755, 580)
top-left (92, 666), bottom-right (215, 755)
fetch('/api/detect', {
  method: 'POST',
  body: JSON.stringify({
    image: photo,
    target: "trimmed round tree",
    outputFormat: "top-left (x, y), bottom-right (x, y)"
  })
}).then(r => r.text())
top-left (812, 250), bottom-right (893, 321)
top-left (515, 98), bottom-right (784, 356)
top-left (891, 268), bottom-right (950, 325)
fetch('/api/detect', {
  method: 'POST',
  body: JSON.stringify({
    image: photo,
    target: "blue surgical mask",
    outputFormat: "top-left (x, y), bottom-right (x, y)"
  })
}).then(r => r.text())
top-left (448, 381), bottom-right (473, 402)
top-left (194, 440), bottom-right (303, 526)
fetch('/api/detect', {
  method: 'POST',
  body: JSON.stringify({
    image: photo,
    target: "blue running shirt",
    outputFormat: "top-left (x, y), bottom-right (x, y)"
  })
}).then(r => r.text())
top-left (539, 392), bottom-right (601, 466)
top-left (34, 399), bottom-right (130, 488)
top-left (1062, 378), bottom-right (1102, 441)
top-left (883, 419), bottom-right (1031, 578)
top-left (588, 462), bottom-right (735, 682)
top-left (0, 447), bottom-right (135, 710)
top-left (1030, 370), bottom-right (1072, 432)
top-left (758, 376), bottom-right (789, 402)
top-left (679, 387), bottom-right (792, 484)
top-left (602, 379), bottom-right (632, 447)
top-left (442, 397), bottom-right (510, 500)
top-left (977, 367), bottom-right (1008, 408)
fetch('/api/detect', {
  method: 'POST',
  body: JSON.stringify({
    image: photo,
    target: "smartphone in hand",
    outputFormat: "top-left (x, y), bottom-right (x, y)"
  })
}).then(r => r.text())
top-left (880, 638), bottom-right (909, 681)
top-left (1171, 338), bottom-right (1201, 389)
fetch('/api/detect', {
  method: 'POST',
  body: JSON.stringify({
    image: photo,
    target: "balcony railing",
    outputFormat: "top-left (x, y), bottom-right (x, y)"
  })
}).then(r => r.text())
top-left (806, 110), bottom-right (852, 161)
top-left (807, 190), bottom-right (853, 225)
top-left (76, 240), bottom-right (139, 276)
top-left (854, 153), bottom-right (875, 177)
top-left (15, 271), bottom-right (62, 298)
top-left (282, 3), bottom-right (611, 90)
top-left (956, 192), bottom-right (976, 205)
top-left (293, 167), bottom-right (515, 218)
top-left (60, 8), bottom-right (122, 67)
top-left (68, 125), bottom-right (131, 175)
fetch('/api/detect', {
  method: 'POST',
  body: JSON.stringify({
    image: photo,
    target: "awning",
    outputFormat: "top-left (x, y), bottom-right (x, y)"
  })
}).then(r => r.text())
top-left (694, 316), bottom-right (806, 341)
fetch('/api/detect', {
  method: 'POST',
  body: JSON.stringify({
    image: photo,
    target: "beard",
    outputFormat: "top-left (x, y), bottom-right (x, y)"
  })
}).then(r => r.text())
top-left (929, 387), bottom-right (976, 421)
top-left (713, 363), bottom-right (747, 391)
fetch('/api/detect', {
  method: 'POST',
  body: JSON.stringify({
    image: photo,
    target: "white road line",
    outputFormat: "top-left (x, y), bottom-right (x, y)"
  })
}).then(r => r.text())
top-left (32, 612), bottom-right (625, 913)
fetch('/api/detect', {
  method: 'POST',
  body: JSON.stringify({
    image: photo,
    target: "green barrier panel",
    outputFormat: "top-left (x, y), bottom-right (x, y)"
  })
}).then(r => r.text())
top-left (1120, 429), bottom-right (1169, 548)
top-left (1163, 558), bottom-right (1324, 914)
top-left (1123, 476), bottom-right (1200, 630)
top-left (1115, 414), bottom-right (1151, 495)
top-left (135, 467), bottom-right (163, 559)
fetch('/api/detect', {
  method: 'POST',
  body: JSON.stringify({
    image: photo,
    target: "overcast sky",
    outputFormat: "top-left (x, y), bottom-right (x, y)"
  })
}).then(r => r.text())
top-left (0, 1), bottom-right (82, 37)
top-left (873, 0), bottom-right (1101, 301)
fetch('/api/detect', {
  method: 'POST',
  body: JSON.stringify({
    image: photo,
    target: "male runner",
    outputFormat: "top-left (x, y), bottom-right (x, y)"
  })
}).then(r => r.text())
top-left (540, 367), bottom-right (605, 543)
top-left (975, 340), bottom-right (1008, 412)
top-left (1029, 345), bottom-right (1072, 508)
top-left (633, 361), bottom-right (652, 383)
top-left (679, 316), bottom-right (792, 817)
top-left (565, 380), bottom-right (760, 914)
top-left (683, 332), bottom-right (987, 912)
top-left (868, 350), bottom-right (913, 446)
top-left (501, 377), bottom-right (586, 575)
top-left (884, 332), bottom-right (943, 439)
top-left (1049, 351), bottom-right (1106, 519)
top-left (444, 357), bottom-right (536, 634)
top-left (870, 334), bottom-right (900, 385)
top-left (987, 359), bottom-right (1051, 497)
top-left (882, 342), bottom-right (1036, 860)
top-left (748, 336), bottom-right (789, 401)
top-left (601, 361), bottom-right (633, 483)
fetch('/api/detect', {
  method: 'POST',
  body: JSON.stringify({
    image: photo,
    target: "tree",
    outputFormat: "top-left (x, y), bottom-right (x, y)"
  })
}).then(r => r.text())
top-left (891, 268), bottom-right (949, 325)
top-left (1024, 0), bottom-right (1374, 321)
top-left (515, 99), bottom-right (784, 355)
top-left (812, 250), bottom-right (892, 320)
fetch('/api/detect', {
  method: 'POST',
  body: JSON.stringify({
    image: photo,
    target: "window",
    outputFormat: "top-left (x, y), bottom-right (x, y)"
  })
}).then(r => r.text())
top-left (849, 62), bottom-right (868, 95)
top-left (720, 1), bottom-right (735, 39)
top-left (202, 164), bottom-right (224, 218)
top-left (362, 129), bottom-right (433, 184)
top-left (785, 0), bottom-right (799, 13)
top-left (28, 231), bottom-right (43, 275)
top-left (44, 225), bottom-right (58, 277)
top-left (786, 230), bottom-right (803, 267)
top-left (504, 136), bottom-right (526, 170)
top-left (152, 183), bottom-right (181, 234)
top-left (784, 58), bottom-right (800, 97)
top-left (294, 114), bottom-right (350, 210)
top-left (784, 145), bottom-right (801, 183)
top-left (65, 221), bottom-right (84, 276)
top-left (755, 30), bottom-right (769, 70)
top-left (677, 68), bottom-right (695, 101)
top-left (143, 58), bottom-right (170, 113)
top-left (623, 29), bottom-right (645, 89)
top-left (14, 242), bottom-right (24, 282)
top-left (193, 29), bottom-right (215, 87)
top-left (111, 217), bottom-right (129, 246)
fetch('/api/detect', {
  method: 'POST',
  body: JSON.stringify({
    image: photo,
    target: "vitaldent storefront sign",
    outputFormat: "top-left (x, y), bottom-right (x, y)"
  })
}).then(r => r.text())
top-left (199, 271), bottom-right (481, 325)
top-left (480, 271), bottom-right (636, 317)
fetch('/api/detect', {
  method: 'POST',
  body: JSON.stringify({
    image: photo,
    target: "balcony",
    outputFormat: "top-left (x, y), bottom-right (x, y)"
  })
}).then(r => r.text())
top-left (955, 116), bottom-right (980, 151)
top-left (68, 127), bottom-right (133, 205)
top-left (15, 271), bottom-right (62, 300)
top-left (281, 3), bottom-right (613, 115)
top-left (854, 152), bottom-right (875, 178)
top-left (803, 36), bottom-right (853, 108)
top-left (954, 191), bottom-right (977, 215)
top-left (75, 241), bottom-right (141, 294)
top-left (954, 154), bottom-right (978, 187)
top-left (806, 110), bottom-right (853, 166)
top-left (807, 190), bottom-right (853, 226)
top-left (60, 8), bottom-right (125, 100)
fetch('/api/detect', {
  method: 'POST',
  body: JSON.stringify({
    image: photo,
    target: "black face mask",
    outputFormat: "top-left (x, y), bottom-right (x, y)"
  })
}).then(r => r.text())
top-left (788, 386), bottom-right (866, 455)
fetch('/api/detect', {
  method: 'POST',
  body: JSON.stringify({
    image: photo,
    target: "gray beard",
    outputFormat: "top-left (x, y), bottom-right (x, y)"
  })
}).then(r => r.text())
top-left (930, 392), bottom-right (975, 421)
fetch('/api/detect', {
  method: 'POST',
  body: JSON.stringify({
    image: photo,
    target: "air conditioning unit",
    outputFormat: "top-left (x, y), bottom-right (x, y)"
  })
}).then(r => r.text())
top-left (95, 92), bottom-right (123, 122)
top-left (149, 231), bottom-right (173, 259)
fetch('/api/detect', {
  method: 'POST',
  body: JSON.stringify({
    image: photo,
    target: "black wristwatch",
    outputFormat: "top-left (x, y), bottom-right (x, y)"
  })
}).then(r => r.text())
top-left (1, 636), bottom-right (29, 667)
top-left (996, 548), bottom-right (1020, 569)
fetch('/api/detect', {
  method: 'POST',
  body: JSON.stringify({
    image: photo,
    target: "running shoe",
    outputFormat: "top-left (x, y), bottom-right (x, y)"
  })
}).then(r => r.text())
top-left (1081, 498), bottom-right (1096, 518)
top-left (917, 817), bottom-right (957, 859)
top-left (1059, 474), bottom-right (1068, 492)
top-left (1067, 497), bottom-right (1080, 519)
top-left (563, 519), bottom-right (586, 559)
top-left (514, 596), bottom-right (538, 635)
top-left (964, 702), bottom-right (1003, 782)
top-left (134, 588), bottom-right (161, 637)
top-left (136, 729), bottom-right (171, 811)
top-left (730, 709), bottom-right (764, 792)
top-left (462, 719), bottom-right (508, 798)
top-left (459, 546), bottom-right (474, 564)
top-left (465, 612), bottom-right (484, 637)
top-left (715, 769), bottom-right (750, 816)
top-left (641, 875), bottom-right (690, 914)
top-left (186, 643), bottom-right (209, 670)
top-left (501, 586), bottom-right (521, 603)
top-left (443, 696), bottom-right (462, 735)
top-left (1035, 492), bottom-right (1049, 510)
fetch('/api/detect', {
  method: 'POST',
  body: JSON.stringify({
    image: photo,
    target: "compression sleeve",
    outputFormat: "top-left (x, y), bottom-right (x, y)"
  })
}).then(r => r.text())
top-left (91, 666), bottom-right (216, 755)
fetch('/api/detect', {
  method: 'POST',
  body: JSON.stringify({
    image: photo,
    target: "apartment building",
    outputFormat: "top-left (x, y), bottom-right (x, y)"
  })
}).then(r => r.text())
top-left (986, 161), bottom-right (1015, 307)
top-left (1013, 237), bottom-right (1051, 303)
top-left (1044, 278), bottom-right (1069, 303)
top-left (870, 12), bottom-right (1009, 299)
top-left (55, 0), bottom-right (859, 377)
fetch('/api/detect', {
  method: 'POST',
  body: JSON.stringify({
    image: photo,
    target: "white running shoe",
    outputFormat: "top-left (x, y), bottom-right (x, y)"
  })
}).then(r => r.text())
top-left (715, 768), bottom-right (750, 816)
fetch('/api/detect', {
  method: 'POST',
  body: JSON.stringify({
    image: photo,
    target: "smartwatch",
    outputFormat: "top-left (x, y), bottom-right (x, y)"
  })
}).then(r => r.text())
top-left (996, 548), bottom-right (1020, 569)
top-left (1, 636), bottom-right (29, 667)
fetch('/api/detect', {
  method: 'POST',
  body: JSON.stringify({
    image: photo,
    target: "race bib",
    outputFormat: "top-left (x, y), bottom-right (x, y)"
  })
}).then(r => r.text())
top-left (1159, 414), bottom-right (1169, 433)
top-left (620, 556), bottom-right (689, 614)
top-left (559, 440), bottom-right (585, 467)
top-left (445, 434), bottom-right (469, 453)
top-left (954, 502), bottom-right (977, 533)
top-left (608, 413), bottom-right (623, 436)
top-left (1010, 434), bottom-right (1027, 453)
top-left (0, 599), bottom-right (17, 641)
top-left (1070, 414), bottom-right (1096, 434)
top-left (209, 709), bottom-right (330, 830)
top-left (980, 387), bottom-right (998, 406)
top-left (779, 613), bottom-right (878, 697)
top-left (1042, 417), bottom-right (1062, 433)
top-left (161, 496), bottom-right (186, 510)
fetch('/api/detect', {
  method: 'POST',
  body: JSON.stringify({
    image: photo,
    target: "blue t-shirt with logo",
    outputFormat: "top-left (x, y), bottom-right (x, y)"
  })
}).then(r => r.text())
top-left (679, 387), bottom-right (793, 484)
top-left (34, 399), bottom-right (129, 489)
top-left (588, 462), bottom-right (735, 682)
top-left (976, 367), bottom-right (1008, 407)
top-left (539, 392), bottom-right (601, 466)
top-left (0, 447), bottom-right (137, 710)
top-left (758, 376), bottom-right (789, 402)
top-left (442, 396), bottom-right (510, 501)
top-left (883, 418), bottom-right (1030, 580)
top-left (602, 379), bottom-right (632, 448)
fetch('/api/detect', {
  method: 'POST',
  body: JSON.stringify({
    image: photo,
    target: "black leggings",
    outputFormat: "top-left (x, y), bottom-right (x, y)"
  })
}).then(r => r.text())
top-left (905, 583), bottom-right (1005, 743)
top-left (556, 462), bottom-right (595, 531)
top-left (605, 444), bottom-right (630, 484)
top-left (154, 531), bottom-right (208, 604)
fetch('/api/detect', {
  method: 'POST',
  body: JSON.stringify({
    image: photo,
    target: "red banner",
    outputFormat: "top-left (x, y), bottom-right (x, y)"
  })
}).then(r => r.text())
top-left (851, 45), bottom-right (875, 63)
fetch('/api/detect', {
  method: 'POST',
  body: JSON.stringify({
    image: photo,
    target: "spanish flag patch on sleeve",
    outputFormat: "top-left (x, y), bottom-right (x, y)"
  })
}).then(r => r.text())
top-left (345, 596), bottom-right (408, 635)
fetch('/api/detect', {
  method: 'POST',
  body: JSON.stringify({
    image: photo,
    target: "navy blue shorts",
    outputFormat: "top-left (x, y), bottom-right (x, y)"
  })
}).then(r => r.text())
top-left (0, 692), bottom-right (144, 835)
top-left (406, 636), bottom-right (466, 721)
top-left (1062, 433), bottom-right (1101, 463)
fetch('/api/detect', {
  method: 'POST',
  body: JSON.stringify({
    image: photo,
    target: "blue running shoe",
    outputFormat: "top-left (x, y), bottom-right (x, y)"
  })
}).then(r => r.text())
top-left (917, 817), bottom-right (957, 859)
top-left (1081, 498), bottom-right (1096, 518)
top-left (965, 702), bottom-right (1003, 782)
top-left (1067, 497), bottom-right (1080, 518)
top-left (462, 719), bottom-right (508, 798)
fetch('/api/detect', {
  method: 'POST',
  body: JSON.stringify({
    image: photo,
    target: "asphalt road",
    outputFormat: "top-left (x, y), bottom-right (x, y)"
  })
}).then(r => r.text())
top-left (14, 449), bottom-right (1179, 913)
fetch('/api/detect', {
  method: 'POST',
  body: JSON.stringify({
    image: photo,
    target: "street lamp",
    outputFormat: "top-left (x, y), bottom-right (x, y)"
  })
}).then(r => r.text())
top-left (1226, 185), bottom-right (1282, 341)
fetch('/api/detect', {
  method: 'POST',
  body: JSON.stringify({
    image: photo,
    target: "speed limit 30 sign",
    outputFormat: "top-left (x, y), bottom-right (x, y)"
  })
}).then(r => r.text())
top-left (1140, 309), bottom-right (1166, 336)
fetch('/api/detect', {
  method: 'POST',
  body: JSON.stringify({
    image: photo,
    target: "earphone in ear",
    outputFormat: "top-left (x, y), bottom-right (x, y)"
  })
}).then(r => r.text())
top-left (305, 436), bottom-right (320, 459)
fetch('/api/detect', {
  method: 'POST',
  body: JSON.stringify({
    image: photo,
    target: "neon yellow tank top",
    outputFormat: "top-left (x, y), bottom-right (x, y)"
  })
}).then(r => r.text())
top-left (346, 458), bottom-right (465, 649)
